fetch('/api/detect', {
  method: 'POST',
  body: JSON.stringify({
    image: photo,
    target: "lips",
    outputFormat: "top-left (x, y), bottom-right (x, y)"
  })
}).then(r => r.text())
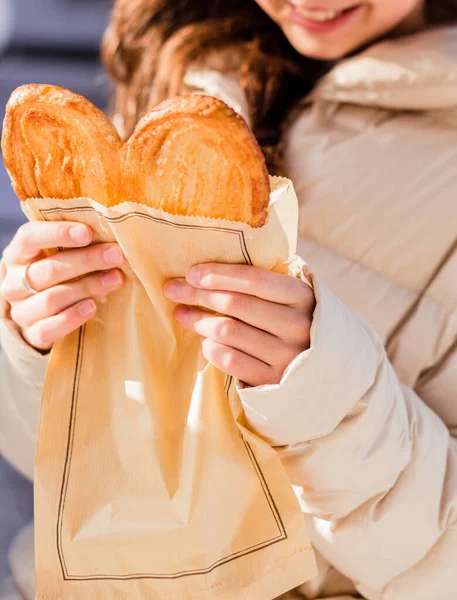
top-left (290, 3), bottom-right (361, 23)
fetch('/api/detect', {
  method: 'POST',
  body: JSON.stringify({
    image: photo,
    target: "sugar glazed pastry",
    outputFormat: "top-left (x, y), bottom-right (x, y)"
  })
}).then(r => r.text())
top-left (1, 85), bottom-right (123, 205)
top-left (2, 85), bottom-right (270, 227)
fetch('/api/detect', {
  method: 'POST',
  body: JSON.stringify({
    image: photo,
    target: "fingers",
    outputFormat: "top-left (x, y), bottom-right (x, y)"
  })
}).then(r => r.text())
top-left (174, 306), bottom-right (302, 368)
top-left (201, 339), bottom-right (281, 387)
top-left (1, 222), bottom-right (126, 352)
top-left (27, 243), bottom-right (125, 292)
top-left (21, 299), bottom-right (98, 351)
top-left (2, 221), bottom-right (93, 265)
top-left (1, 243), bottom-right (125, 302)
top-left (10, 269), bottom-right (124, 328)
top-left (186, 263), bottom-right (314, 310)
top-left (164, 279), bottom-right (311, 344)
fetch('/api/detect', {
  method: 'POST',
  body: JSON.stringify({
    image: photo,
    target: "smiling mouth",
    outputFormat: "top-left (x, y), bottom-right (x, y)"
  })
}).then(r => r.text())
top-left (291, 3), bottom-right (362, 23)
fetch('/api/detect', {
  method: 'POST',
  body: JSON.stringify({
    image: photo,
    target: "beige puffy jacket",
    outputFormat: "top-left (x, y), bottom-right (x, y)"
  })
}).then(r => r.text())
top-left (1, 26), bottom-right (457, 600)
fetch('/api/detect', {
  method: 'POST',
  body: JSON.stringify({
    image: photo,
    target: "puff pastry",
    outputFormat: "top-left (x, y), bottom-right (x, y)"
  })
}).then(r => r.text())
top-left (122, 94), bottom-right (269, 226)
top-left (2, 85), bottom-right (270, 227)
top-left (2, 84), bottom-right (123, 205)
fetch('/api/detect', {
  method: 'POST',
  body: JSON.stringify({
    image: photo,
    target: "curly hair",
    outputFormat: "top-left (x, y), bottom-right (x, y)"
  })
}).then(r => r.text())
top-left (102, 0), bottom-right (457, 173)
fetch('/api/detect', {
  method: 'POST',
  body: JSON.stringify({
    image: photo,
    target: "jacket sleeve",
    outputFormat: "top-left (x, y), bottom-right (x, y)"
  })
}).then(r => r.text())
top-left (237, 256), bottom-right (457, 600)
top-left (182, 67), bottom-right (251, 126)
top-left (0, 291), bottom-right (48, 481)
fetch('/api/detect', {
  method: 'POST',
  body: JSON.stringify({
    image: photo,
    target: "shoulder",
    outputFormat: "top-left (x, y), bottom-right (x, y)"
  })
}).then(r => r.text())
top-left (182, 68), bottom-right (251, 127)
top-left (309, 26), bottom-right (457, 111)
top-left (181, 47), bottom-right (251, 126)
top-left (285, 26), bottom-right (457, 184)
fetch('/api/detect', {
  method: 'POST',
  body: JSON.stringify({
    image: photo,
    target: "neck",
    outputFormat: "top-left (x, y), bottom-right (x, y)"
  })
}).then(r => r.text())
top-left (392, 1), bottom-right (426, 38)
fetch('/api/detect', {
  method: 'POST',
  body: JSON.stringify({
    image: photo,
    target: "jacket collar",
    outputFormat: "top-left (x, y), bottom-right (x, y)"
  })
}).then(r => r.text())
top-left (311, 26), bottom-right (457, 110)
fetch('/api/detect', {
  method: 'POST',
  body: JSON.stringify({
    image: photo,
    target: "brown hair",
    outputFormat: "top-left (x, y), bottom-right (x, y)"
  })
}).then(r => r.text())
top-left (102, 0), bottom-right (457, 174)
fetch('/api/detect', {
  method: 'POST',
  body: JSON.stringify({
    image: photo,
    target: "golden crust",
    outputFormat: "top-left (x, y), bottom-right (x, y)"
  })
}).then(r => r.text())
top-left (2, 86), bottom-right (270, 227)
top-left (1, 84), bottom-right (123, 204)
top-left (122, 94), bottom-right (270, 227)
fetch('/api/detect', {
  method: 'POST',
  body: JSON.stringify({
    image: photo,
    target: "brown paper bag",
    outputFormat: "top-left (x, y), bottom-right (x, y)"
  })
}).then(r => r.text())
top-left (23, 176), bottom-right (317, 600)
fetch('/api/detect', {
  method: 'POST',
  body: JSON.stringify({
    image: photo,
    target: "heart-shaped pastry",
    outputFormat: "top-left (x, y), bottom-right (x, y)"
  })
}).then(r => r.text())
top-left (2, 85), bottom-right (270, 227)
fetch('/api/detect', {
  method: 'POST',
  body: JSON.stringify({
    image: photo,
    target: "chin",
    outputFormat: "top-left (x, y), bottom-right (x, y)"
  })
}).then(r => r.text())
top-left (286, 31), bottom-right (360, 61)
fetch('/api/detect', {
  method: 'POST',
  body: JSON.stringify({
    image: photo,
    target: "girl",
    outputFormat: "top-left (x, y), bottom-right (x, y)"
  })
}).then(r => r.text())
top-left (1, 1), bottom-right (457, 598)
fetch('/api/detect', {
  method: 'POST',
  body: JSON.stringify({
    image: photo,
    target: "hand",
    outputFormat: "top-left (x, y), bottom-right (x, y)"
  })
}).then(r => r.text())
top-left (164, 263), bottom-right (315, 387)
top-left (1, 221), bottom-right (126, 351)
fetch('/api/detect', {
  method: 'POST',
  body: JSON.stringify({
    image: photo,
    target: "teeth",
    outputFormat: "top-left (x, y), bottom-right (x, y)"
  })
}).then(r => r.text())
top-left (296, 7), bottom-right (344, 22)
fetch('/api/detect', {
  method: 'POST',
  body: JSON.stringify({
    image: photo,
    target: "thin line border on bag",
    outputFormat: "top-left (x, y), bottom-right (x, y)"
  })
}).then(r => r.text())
top-left (41, 206), bottom-right (288, 581)
top-left (40, 206), bottom-right (253, 266)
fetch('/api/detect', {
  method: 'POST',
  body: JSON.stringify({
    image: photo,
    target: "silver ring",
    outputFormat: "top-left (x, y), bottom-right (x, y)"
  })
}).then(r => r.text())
top-left (21, 263), bottom-right (38, 294)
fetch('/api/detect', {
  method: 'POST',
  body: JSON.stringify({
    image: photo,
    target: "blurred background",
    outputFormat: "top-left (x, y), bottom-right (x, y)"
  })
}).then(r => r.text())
top-left (0, 0), bottom-right (112, 586)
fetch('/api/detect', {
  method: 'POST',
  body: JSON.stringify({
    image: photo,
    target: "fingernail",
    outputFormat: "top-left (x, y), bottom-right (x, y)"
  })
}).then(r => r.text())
top-left (104, 245), bottom-right (124, 265)
top-left (69, 225), bottom-right (90, 245)
top-left (101, 270), bottom-right (123, 288)
top-left (164, 281), bottom-right (182, 300)
top-left (175, 306), bottom-right (189, 324)
top-left (187, 266), bottom-right (201, 286)
top-left (78, 299), bottom-right (96, 317)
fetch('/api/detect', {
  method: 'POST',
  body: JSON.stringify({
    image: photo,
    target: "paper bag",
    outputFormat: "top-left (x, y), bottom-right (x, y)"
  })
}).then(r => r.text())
top-left (23, 177), bottom-right (317, 600)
